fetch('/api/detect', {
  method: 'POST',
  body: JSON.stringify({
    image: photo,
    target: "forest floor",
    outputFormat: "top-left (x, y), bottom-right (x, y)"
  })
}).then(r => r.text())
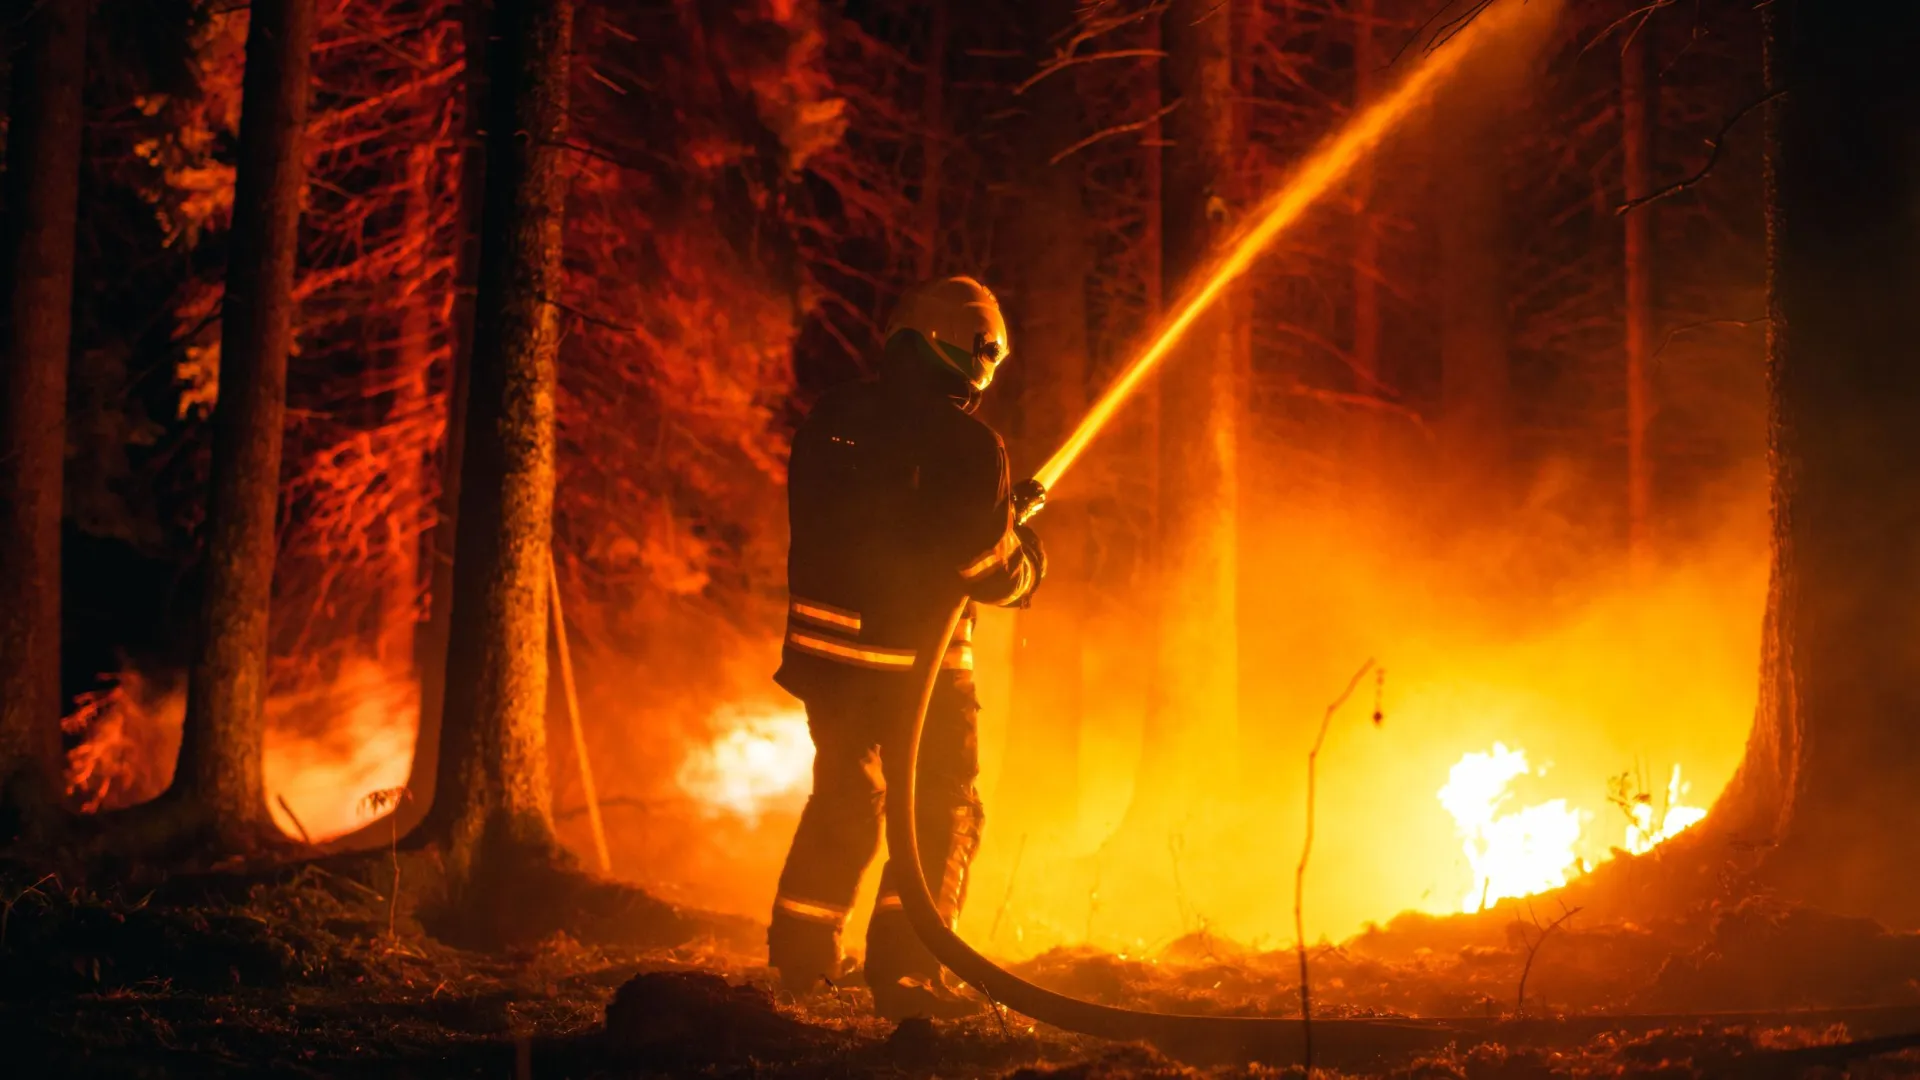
top-left (5, 858), bottom-right (1920, 1078)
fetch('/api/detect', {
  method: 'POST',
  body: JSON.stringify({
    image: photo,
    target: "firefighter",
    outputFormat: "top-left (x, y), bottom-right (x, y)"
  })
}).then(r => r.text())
top-left (768, 276), bottom-right (1047, 1020)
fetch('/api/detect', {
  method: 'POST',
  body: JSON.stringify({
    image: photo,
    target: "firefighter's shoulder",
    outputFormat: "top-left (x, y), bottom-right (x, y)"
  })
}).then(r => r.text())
top-left (943, 402), bottom-right (1008, 461)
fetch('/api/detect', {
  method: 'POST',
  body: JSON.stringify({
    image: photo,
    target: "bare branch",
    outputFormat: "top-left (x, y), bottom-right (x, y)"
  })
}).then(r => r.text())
top-left (1616, 89), bottom-right (1786, 215)
top-left (1014, 49), bottom-right (1166, 96)
top-left (1515, 903), bottom-right (1582, 1015)
top-left (1051, 99), bottom-right (1182, 166)
top-left (1296, 659), bottom-right (1379, 1077)
top-left (1650, 315), bottom-right (1768, 363)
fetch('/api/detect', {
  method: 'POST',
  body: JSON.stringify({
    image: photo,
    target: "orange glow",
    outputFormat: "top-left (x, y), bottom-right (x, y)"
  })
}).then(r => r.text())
top-left (1035, 0), bottom-right (1555, 493)
top-left (677, 704), bottom-right (814, 824)
top-left (264, 658), bottom-right (417, 842)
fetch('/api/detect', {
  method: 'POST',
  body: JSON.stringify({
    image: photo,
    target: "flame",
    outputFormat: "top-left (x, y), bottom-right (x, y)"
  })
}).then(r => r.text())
top-left (1440, 745), bottom-right (1709, 913)
top-left (1621, 764), bottom-right (1708, 856)
top-left (677, 704), bottom-right (814, 823)
top-left (1438, 743), bottom-right (1588, 912)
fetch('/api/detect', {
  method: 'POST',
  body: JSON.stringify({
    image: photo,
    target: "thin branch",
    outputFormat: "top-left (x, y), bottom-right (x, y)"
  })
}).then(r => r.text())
top-left (1515, 902), bottom-right (1582, 1015)
top-left (1014, 49), bottom-right (1166, 96)
top-left (1616, 89), bottom-right (1785, 215)
top-left (1649, 315), bottom-right (1768, 363)
top-left (1051, 99), bottom-right (1182, 166)
top-left (1296, 659), bottom-right (1379, 1078)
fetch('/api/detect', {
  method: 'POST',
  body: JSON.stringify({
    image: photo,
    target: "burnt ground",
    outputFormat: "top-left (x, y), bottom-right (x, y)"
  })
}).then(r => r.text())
top-left (5, 860), bottom-right (1920, 1078)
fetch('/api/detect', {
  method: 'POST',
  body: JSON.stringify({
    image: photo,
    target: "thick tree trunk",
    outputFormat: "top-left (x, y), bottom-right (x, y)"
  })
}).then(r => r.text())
top-left (1712, 1), bottom-right (1920, 926)
top-left (1432, 67), bottom-right (1509, 499)
top-left (999, 0), bottom-right (1091, 844)
top-left (1621, 21), bottom-right (1655, 566)
top-left (424, 0), bottom-right (573, 884)
top-left (172, 0), bottom-right (315, 847)
top-left (1133, 0), bottom-right (1239, 822)
top-left (0, 0), bottom-right (87, 826)
top-left (403, 0), bottom-right (491, 835)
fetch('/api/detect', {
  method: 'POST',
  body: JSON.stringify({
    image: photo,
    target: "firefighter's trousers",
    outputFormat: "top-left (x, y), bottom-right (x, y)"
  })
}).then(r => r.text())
top-left (768, 677), bottom-right (983, 996)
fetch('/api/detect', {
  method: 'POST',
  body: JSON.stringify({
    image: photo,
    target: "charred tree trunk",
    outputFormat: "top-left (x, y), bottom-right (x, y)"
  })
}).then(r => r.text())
top-left (0, 0), bottom-right (88, 829)
top-left (1621, 23), bottom-right (1655, 566)
top-left (423, 0), bottom-right (573, 885)
top-left (171, 0), bottom-right (315, 847)
top-left (999, 0), bottom-right (1091, 844)
top-left (1133, 0), bottom-right (1239, 823)
top-left (402, 0), bottom-right (491, 837)
top-left (1432, 66), bottom-right (1510, 505)
top-left (1711, 1), bottom-right (1920, 925)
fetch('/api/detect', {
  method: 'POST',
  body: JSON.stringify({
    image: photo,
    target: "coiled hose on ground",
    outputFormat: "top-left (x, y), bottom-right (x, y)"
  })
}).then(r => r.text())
top-left (882, 593), bottom-right (1467, 1066)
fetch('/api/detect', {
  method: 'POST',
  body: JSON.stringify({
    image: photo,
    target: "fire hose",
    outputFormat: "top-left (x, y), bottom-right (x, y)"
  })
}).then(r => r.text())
top-left (880, 591), bottom-right (1466, 1065)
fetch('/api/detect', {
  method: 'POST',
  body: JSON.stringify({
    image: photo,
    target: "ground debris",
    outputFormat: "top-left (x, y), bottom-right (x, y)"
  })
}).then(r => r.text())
top-left (9, 862), bottom-right (1920, 1077)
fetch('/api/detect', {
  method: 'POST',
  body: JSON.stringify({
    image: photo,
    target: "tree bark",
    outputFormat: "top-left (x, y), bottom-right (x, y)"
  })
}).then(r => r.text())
top-left (404, 0), bottom-right (491, 835)
top-left (424, 0), bottom-right (573, 883)
top-left (1432, 63), bottom-right (1510, 500)
top-left (1712, 0), bottom-right (1920, 926)
top-left (1621, 19), bottom-right (1655, 566)
top-left (999, 0), bottom-right (1091, 844)
top-left (1133, 0), bottom-right (1239, 822)
top-left (0, 0), bottom-right (87, 827)
top-left (172, 0), bottom-right (315, 847)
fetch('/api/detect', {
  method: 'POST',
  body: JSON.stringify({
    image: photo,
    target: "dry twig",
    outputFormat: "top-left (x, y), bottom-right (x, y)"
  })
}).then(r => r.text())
top-left (1296, 659), bottom-right (1379, 1077)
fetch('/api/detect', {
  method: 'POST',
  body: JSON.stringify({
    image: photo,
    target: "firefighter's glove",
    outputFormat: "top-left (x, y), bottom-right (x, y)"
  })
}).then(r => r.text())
top-left (1015, 522), bottom-right (1048, 606)
top-left (1011, 478), bottom-right (1048, 526)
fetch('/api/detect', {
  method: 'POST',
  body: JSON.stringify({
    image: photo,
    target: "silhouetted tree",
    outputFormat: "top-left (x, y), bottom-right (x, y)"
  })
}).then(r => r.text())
top-left (0, 0), bottom-right (89, 830)
top-left (425, 0), bottom-right (574, 889)
top-left (1133, 0), bottom-right (1241, 824)
top-left (1712, 0), bottom-right (1920, 925)
top-left (171, 0), bottom-right (316, 848)
top-left (1001, 0), bottom-right (1093, 843)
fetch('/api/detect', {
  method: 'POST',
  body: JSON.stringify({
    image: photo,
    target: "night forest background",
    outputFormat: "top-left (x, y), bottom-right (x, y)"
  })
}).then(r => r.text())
top-left (11, 0), bottom-right (1771, 934)
top-left (16, 0), bottom-right (1920, 1074)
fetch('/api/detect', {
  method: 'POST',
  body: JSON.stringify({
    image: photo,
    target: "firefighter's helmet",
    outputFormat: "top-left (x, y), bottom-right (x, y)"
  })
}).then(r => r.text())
top-left (885, 276), bottom-right (1010, 393)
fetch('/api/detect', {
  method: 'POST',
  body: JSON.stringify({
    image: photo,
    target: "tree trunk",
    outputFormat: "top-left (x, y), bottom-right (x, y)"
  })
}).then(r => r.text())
top-left (1351, 0), bottom-right (1382, 477)
top-left (403, 0), bottom-right (491, 836)
top-left (1432, 65), bottom-right (1509, 500)
top-left (999, 0), bottom-right (1091, 845)
top-left (1133, 0), bottom-right (1239, 822)
top-left (172, 0), bottom-right (315, 847)
top-left (424, 0), bottom-right (573, 884)
top-left (0, 0), bottom-right (88, 828)
top-left (1621, 22), bottom-right (1655, 566)
top-left (916, 0), bottom-right (948, 280)
top-left (1712, 0), bottom-right (1920, 926)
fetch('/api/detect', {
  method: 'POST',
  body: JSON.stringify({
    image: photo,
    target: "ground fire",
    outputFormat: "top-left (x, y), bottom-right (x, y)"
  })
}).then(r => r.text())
top-left (8, 0), bottom-right (1920, 1074)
